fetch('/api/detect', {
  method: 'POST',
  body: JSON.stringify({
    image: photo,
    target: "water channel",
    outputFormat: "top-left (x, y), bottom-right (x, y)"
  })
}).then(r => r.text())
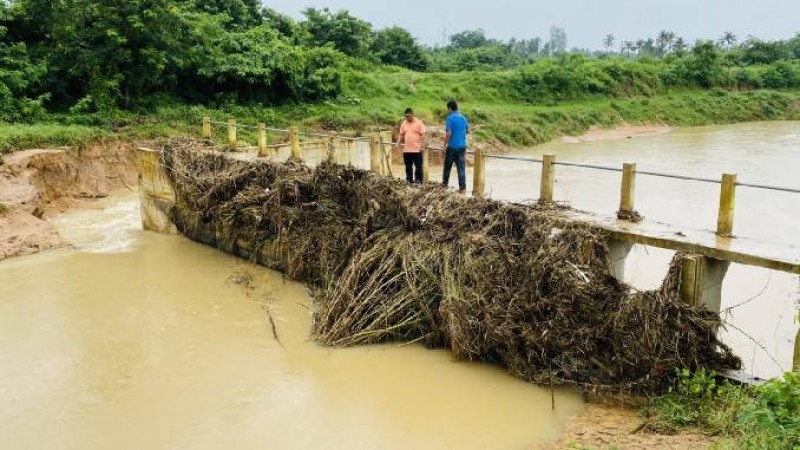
top-left (0, 197), bottom-right (583, 449)
top-left (1, 121), bottom-right (798, 448)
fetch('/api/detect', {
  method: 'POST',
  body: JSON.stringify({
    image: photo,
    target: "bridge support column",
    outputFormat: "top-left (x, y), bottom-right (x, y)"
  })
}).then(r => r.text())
top-left (679, 255), bottom-right (729, 313)
top-left (135, 148), bottom-right (177, 234)
top-left (607, 239), bottom-right (633, 281)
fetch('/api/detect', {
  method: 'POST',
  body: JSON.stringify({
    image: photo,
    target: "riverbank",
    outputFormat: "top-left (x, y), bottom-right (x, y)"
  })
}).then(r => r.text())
top-left (0, 142), bottom-right (137, 259)
top-left (2, 88), bottom-right (800, 155)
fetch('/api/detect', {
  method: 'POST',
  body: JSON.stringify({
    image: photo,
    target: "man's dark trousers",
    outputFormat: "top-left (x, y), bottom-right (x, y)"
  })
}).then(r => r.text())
top-left (403, 152), bottom-right (423, 183)
top-left (443, 147), bottom-right (466, 190)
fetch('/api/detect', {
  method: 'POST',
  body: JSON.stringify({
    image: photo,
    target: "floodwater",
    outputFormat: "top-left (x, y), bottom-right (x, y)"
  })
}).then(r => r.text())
top-left (0, 197), bottom-right (583, 449)
top-left (482, 121), bottom-right (800, 378)
top-left (2, 121), bottom-right (799, 449)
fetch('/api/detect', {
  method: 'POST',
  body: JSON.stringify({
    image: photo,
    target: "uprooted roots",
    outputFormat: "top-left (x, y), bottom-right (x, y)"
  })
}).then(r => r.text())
top-left (160, 138), bottom-right (740, 393)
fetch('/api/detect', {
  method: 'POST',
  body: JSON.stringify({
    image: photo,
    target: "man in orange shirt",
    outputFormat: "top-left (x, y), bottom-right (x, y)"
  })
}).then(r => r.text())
top-left (398, 107), bottom-right (426, 184)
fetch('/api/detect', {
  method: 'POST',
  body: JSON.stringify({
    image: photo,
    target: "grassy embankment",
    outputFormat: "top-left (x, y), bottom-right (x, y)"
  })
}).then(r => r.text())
top-left (645, 369), bottom-right (799, 449)
top-left (2, 68), bottom-right (800, 154)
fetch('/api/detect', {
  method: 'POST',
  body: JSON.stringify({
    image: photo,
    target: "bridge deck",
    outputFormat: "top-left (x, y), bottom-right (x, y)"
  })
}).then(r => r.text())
top-left (563, 210), bottom-right (800, 274)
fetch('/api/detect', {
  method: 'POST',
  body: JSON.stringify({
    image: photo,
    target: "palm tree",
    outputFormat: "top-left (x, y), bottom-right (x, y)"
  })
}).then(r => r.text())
top-left (621, 41), bottom-right (634, 57)
top-left (603, 33), bottom-right (616, 53)
top-left (656, 30), bottom-right (674, 57)
top-left (718, 31), bottom-right (737, 50)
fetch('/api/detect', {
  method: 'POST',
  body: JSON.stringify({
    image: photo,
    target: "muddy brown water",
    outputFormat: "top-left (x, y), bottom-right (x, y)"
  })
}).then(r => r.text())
top-left (1, 121), bottom-right (798, 448)
top-left (0, 198), bottom-right (583, 449)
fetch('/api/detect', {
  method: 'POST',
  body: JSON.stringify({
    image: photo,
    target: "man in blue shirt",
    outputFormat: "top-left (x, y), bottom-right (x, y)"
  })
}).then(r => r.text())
top-left (442, 100), bottom-right (469, 192)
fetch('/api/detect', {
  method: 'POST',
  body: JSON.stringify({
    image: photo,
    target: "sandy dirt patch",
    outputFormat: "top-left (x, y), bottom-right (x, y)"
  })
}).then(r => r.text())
top-left (534, 403), bottom-right (711, 450)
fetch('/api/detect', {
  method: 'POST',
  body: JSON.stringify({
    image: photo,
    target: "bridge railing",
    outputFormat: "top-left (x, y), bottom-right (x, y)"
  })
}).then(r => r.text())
top-left (202, 116), bottom-right (800, 240)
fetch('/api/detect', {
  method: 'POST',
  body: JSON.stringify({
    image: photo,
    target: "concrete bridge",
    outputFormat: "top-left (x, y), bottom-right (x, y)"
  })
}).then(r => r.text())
top-left (137, 117), bottom-right (800, 373)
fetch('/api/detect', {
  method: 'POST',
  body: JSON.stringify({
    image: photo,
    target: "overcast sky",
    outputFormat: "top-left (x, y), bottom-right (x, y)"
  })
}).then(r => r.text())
top-left (264, 0), bottom-right (798, 50)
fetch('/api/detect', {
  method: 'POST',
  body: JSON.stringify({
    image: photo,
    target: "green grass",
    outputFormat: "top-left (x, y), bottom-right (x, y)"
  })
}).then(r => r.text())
top-left (0, 203), bottom-right (9, 214)
top-left (3, 68), bottom-right (800, 152)
top-left (644, 369), bottom-right (800, 449)
top-left (0, 123), bottom-right (110, 154)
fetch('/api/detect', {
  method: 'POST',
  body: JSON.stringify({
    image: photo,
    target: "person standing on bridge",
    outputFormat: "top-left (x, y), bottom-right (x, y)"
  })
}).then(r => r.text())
top-left (442, 100), bottom-right (469, 193)
top-left (398, 107), bottom-right (427, 184)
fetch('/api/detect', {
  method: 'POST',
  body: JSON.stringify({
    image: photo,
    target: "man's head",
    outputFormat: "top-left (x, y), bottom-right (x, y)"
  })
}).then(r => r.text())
top-left (404, 107), bottom-right (414, 122)
top-left (446, 100), bottom-right (458, 112)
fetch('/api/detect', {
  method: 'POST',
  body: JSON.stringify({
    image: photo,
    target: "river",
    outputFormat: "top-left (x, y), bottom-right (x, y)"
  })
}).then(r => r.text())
top-left (1, 121), bottom-right (798, 449)
top-left (0, 197), bottom-right (583, 449)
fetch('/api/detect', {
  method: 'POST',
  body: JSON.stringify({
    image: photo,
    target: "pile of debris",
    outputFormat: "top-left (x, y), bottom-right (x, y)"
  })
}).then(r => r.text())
top-left (160, 138), bottom-right (740, 392)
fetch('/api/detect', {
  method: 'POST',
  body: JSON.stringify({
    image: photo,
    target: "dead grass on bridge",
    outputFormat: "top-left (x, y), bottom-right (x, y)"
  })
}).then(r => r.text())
top-left (160, 138), bottom-right (740, 393)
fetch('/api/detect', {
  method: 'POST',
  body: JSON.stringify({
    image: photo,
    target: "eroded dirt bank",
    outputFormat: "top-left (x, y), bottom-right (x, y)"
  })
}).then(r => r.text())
top-left (0, 141), bottom-right (137, 259)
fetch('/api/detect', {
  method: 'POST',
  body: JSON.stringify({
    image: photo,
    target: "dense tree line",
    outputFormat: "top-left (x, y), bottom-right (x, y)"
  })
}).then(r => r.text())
top-left (0, 2), bottom-right (429, 118)
top-left (0, 1), bottom-right (798, 122)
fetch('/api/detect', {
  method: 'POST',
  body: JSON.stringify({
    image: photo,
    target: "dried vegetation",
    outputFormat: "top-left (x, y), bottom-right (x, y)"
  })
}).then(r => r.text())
top-left (161, 138), bottom-right (740, 392)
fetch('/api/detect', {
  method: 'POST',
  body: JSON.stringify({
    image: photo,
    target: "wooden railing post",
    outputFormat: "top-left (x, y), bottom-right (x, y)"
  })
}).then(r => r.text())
top-left (717, 173), bottom-right (737, 236)
top-left (202, 116), bottom-right (211, 139)
top-left (257, 123), bottom-right (267, 156)
top-left (227, 118), bottom-right (236, 148)
top-left (620, 163), bottom-right (636, 214)
top-left (422, 144), bottom-right (430, 183)
top-left (539, 154), bottom-right (556, 202)
top-left (472, 146), bottom-right (486, 197)
top-left (289, 126), bottom-right (301, 160)
top-left (370, 136), bottom-right (381, 174)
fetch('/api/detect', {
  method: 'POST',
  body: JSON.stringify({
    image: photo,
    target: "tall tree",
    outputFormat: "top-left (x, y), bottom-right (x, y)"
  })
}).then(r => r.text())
top-left (656, 30), bottom-right (676, 57)
top-left (603, 34), bottom-right (616, 53)
top-left (15, 0), bottom-right (188, 109)
top-left (449, 29), bottom-right (491, 50)
top-left (301, 8), bottom-right (373, 59)
top-left (548, 25), bottom-right (567, 55)
top-left (621, 40), bottom-right (635, 57)
top-left (371, 27), bottom-right (427, 71)
top-left (192, 0), bottom-right (262, 28)
top-left (672, 37), bottom-right (687, 56)
top-left (718, 31), bottom-right (737, 50)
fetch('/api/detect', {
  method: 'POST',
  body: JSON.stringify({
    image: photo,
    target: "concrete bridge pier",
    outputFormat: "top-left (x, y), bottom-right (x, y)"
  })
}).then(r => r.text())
top-left (135, 148), bottom-right (177, 234)
top-left (607, 239), bottom-right (633, 281)
top-left (679, 255), bottom-right (730, 313)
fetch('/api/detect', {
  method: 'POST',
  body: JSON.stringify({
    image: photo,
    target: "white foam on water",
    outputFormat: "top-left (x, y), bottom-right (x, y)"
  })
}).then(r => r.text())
top-left (52, 194), bottom-right (142, 254)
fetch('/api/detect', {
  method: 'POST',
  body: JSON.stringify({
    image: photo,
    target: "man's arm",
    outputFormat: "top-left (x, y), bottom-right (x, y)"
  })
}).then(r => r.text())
top-left (443, 116), bottom-right (451, 148)
top-left (398, 123), bottom-right (406, 144)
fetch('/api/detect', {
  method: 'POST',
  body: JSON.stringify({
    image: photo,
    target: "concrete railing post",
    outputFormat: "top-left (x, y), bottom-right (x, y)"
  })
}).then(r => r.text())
top-left (717, 173), bottom-right (737, 236)
top-left (539, 154), bottom-right (556, 202)
top-left (370, 136), bottom-right (382, 174)
top-left (227, 118), bottom-right (236, 148)
top-left (620, 163), bottom-right (637, 215)
top-left (202, 116), bottom-right (211, 139)
top-left (289, 126), bottom-right (301, 160)
top-left (472, 146), bottom-right (486, 197)
top-left (257, 123), bottom-right (267, 156)
top-left (327, 136), bottom-right (336, 163)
